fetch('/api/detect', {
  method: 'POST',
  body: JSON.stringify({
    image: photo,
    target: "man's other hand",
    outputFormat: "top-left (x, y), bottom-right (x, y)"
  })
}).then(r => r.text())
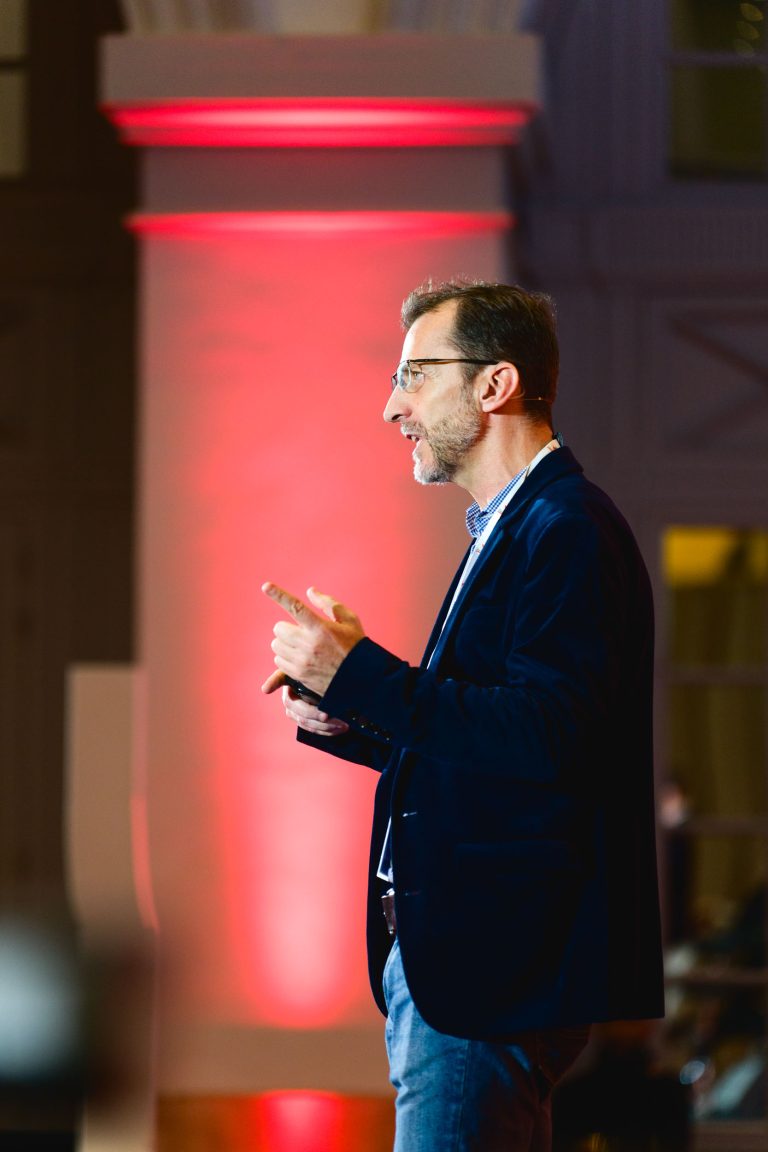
top-left (264, 680), bottom-right (350, 737)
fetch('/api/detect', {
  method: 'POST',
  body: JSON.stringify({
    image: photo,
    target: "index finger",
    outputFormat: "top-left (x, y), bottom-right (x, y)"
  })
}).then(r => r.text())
top-left (261, 582), bottom-right (317, 625)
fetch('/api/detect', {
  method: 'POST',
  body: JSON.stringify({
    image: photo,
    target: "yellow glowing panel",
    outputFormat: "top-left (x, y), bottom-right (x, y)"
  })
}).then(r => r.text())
top-left (664, 527), bottom-right (768, 586)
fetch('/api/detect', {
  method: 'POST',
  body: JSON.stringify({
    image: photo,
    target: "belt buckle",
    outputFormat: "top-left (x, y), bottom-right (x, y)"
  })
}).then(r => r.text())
top-left (381, 888), bottom-right (397, 936)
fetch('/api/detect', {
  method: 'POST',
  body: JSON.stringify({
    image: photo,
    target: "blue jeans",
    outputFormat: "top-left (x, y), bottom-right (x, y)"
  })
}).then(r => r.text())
top-left (383, 939), bottom-right (590, 1152)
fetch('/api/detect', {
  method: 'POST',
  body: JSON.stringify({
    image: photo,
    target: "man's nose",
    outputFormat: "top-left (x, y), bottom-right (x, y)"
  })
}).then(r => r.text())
top-left (383, 388), bottom-right (408, 423)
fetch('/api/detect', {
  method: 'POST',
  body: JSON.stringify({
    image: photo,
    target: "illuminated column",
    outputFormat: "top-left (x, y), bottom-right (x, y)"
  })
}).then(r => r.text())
top-left (102, 33), bottom-right (538, 1093)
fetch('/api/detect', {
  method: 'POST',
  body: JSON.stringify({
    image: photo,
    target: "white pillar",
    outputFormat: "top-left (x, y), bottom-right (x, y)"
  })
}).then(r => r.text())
top-left (101, 31), bottom-right (538, 1094)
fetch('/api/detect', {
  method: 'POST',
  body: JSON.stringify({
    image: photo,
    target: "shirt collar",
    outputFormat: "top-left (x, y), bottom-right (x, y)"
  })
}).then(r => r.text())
top-left (464, 437), bottom-right (562, 540)
top-left (465, 466), bottom-right (527, 539)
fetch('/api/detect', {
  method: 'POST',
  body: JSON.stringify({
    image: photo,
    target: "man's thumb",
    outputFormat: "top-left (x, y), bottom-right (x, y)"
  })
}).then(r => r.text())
top-left (307, 586), bottom-right (354, 624)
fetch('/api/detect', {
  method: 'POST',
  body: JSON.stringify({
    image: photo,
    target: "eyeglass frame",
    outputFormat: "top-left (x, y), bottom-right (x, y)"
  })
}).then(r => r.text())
top-left (390, 358), bottom-right (546, 401)
top-left (391, 358), bottom-right (495, 393)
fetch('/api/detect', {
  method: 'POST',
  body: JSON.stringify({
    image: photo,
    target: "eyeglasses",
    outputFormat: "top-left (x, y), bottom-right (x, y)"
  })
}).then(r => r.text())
top-left (390, 358), bottom-right (548, 402)
top-left (391, 358), bottom-right (496, 393)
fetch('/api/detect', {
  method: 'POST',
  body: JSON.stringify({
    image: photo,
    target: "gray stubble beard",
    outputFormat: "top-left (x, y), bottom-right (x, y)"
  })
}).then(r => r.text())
top-left (412, 399), bottom-right (484, 486)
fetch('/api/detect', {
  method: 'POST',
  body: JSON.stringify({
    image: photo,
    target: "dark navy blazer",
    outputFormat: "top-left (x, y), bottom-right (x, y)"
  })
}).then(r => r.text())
top-left (299, 448), bottom-right (664, 1038)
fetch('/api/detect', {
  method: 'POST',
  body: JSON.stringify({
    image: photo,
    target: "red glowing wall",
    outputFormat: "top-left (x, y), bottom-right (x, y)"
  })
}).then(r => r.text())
top-left (137, 210), bottom-right (512, 1036)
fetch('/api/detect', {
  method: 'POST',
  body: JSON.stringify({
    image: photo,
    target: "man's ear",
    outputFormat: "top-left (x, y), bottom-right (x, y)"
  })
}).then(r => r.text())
top-left (478, 363), bottom-right (522, 412)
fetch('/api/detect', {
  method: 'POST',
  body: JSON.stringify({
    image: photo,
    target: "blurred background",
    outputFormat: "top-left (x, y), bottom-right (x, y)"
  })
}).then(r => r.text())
top-left (0, 1), bottom-right (767, 1149)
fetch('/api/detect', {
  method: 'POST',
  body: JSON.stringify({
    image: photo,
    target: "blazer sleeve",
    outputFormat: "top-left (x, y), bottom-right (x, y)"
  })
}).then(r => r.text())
top-left (296, 720), bottom-right (393, 774)
top-left (316, 509), bottom-right (650, 784)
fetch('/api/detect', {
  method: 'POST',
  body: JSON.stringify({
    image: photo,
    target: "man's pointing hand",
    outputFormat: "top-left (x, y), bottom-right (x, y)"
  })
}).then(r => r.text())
top-left (260, 583), bottom-right (365, 699)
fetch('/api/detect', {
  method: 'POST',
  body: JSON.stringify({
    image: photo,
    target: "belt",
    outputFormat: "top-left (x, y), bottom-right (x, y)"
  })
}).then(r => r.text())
top-left (382, 888), bottom-right (397, 936)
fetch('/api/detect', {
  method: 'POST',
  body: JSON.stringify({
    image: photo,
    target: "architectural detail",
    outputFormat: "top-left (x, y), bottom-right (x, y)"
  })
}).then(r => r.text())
top-left (100, 25), bottom-right (539, 1097)
top-left (119, 0), bottom-right (529, 35)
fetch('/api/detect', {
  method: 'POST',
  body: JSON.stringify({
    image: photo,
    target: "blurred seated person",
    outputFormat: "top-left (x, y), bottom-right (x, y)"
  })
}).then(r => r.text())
top-left (552, 1020), bottom-right (690, 1152)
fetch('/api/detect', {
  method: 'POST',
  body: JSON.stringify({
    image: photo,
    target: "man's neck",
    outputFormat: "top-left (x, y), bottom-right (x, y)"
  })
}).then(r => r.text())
top-left (463, 424), bottom-right (555, 509)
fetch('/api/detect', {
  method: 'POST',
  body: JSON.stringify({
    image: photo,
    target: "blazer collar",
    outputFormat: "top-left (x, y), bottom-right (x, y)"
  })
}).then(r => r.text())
top-left (421, 447), bottom-right (583, 669)
top-left (492, 445), bottom-right (582, 529)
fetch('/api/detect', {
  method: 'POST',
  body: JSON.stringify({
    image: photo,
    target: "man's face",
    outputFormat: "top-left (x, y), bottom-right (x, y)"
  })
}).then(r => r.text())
top-left (383, 301), bottom-right (484, 487)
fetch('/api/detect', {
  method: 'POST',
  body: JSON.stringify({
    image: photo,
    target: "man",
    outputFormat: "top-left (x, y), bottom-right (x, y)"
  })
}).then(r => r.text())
top-left (262, 281), bottom-right (664, 1151)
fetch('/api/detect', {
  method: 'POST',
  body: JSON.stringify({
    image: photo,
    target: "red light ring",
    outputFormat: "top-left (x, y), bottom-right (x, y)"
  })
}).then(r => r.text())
top-left (104, 98), bottom-right (535, 148)
top-left (128, 210), bottom-right (516, 237)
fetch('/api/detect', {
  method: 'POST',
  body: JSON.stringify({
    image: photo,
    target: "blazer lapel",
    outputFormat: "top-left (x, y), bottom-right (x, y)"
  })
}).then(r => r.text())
top-left (420, 542), bottom-right (473, 668)
top-left (425, 527), bottom-right (508, 669)
top-left (424, 447), bottom-right (583, 670)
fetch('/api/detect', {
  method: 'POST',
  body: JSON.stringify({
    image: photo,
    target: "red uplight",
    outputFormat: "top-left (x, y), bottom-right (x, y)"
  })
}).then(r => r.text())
top-left (129, 210), bottom-right (515, 238)
top-left (104, 97), bottom-right (534, 148)
top-left (232, 1091), bottom-right (393, 1151)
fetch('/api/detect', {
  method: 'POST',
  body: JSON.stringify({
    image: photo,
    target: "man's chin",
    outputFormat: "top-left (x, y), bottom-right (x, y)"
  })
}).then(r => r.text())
top-left (413, 463), bottom-right (449, 486)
